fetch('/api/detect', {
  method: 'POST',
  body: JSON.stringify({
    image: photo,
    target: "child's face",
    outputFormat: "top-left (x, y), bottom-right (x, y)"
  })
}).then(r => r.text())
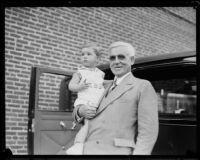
top-left (81, 47), bottom-right (98, 67)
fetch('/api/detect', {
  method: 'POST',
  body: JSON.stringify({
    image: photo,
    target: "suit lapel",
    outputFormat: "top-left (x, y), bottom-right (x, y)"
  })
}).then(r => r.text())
top-left (96, 81), bottom-right (113, 107)
top-left (96, 74), bottom-right (136, 115)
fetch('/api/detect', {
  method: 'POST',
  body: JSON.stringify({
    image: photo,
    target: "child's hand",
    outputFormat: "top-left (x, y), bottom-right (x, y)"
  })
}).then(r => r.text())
top-left (79, 83), bottom-right (89, 90)
top-left (79, 79), bottom-right (89, 90)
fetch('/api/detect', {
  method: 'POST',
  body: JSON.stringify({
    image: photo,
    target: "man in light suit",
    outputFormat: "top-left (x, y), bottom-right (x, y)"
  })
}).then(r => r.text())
top-left (73, 41), bottom-right (159, 155)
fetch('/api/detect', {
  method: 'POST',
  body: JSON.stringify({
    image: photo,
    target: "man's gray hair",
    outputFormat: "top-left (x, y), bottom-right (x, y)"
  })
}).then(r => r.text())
top-left (108, 41), bottom-right (136, 57)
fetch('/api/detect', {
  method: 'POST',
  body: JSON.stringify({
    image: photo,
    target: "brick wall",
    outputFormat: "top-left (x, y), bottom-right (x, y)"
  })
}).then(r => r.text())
top-left (5, 7), bottom-right (196, 154)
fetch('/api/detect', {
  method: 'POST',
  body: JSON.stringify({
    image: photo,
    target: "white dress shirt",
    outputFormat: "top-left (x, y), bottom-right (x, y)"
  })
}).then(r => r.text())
top-left (113, 72), bottom-right (132, 86)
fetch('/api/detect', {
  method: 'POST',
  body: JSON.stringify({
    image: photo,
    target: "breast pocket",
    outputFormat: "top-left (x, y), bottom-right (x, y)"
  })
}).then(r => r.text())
top-left (118, 98), bottom-right (131, 103)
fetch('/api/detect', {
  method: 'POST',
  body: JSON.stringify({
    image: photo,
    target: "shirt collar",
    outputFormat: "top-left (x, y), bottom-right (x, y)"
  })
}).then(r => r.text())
top-left (114, 72), bottom-right (132, 85)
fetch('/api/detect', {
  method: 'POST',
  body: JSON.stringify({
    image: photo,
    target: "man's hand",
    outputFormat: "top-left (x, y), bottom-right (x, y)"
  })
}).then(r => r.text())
top-left (78, 105), bottom-right (96, 119)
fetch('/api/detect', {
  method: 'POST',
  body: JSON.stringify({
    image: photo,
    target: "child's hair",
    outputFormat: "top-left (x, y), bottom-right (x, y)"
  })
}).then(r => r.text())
top-left (81, 42), bottom-right (103, 57)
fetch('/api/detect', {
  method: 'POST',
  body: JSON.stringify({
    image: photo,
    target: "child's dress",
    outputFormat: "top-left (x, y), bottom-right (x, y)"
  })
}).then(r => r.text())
top-left (74, 66), bottom-right (105, 108)
top-left (66, 66), bottom-right (105, 154)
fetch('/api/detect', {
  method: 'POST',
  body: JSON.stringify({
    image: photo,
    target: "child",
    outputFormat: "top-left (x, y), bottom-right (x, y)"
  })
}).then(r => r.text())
top-left (66, 42), bottom-right (106, 154)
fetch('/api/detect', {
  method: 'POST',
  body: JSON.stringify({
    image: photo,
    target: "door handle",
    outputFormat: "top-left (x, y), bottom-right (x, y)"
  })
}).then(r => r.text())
top-left (59, 121), bottom-right (66, 129)
top-left (59, 121), bottom-right (76, 130)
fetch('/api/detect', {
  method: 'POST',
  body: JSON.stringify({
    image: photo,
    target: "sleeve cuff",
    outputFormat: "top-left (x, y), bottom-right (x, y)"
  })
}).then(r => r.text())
top-left (76, 108), bottom-right (84, 123)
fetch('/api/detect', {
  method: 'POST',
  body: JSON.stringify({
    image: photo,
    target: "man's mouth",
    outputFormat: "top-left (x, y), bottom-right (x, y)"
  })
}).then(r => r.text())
top-left (114, 65), bottom-right (122, 68)
top-left (114, 66), bottom-right (122, 70)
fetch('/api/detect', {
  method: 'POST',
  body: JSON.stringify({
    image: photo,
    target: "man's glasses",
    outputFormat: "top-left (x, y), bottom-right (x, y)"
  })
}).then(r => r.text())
top-left (109, 55), bottom-right (126, 61)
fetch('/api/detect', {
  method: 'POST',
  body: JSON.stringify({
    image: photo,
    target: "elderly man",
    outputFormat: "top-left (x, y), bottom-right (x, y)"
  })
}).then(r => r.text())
top-left (73, 41), bottom-right (159, 155)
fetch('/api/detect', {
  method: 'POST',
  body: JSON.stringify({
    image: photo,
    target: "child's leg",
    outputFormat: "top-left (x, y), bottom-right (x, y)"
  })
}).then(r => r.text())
top-left (74, 119), bottom-right (89, 143)
top-left (66, 119), bottom-right (89, 154)
top-left (66, 103), bottom-right (97, 154)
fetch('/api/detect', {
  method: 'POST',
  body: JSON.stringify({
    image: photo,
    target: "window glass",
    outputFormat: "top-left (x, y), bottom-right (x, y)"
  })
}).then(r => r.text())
top-left (152, 78), bottom-right (196, 115)
top-left (133, 63), bottom-right (197, 117)
top-left (38, 73), bottom-right (74, 111)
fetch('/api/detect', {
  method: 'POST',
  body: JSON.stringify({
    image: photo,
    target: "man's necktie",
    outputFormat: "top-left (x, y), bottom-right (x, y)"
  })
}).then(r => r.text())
top-left (105, 80), bottom-right (117, 97)
top-left (110, 80), bottom-right (117, 91)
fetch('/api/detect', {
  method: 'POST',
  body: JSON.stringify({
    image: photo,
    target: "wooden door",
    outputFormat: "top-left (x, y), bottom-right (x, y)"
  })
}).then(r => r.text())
top-left (34, 110), bottom-right (80, 155)
top-left (28, 66), bottom-right (80, 155)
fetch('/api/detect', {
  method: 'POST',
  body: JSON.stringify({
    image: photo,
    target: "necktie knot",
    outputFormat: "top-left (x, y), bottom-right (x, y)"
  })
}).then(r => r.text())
top-left (111, 79), bottom-right (117, 91)
top-left (105, 79), bottom-right (117, 97)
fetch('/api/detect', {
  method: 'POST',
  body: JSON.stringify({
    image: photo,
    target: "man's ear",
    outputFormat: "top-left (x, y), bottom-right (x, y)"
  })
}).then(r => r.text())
top-left (130, 56), bottom-right (135, 65)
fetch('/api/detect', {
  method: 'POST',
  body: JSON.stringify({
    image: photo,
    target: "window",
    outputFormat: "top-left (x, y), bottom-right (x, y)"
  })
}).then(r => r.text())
top-left (152, 78), bottom-right (196, 115)
top-left (133, 63), bottom-right (197, 117)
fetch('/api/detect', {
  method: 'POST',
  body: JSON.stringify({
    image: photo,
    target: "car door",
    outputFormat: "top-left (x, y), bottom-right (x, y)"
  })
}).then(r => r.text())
top-left (27, 66), bottom-right (80, 155)
top-left (132, 56), bottom-right (197, 155)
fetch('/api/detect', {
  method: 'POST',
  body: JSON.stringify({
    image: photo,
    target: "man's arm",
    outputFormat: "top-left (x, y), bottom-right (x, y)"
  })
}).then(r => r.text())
top-left (72, 104), bottom-right (97, 123)
top-left (133, 81), bottom-right (159, 155)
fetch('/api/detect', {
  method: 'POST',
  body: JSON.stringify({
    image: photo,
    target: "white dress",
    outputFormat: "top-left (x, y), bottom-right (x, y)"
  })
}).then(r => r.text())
top-left (74, 66), bottom-right (105, 108)
top-left (66, 66), bottom-right (105, 155)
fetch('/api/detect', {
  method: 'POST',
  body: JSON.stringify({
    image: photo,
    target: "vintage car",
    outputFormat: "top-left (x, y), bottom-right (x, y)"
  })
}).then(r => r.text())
top-left (27, 51), bottom-right (197, 155)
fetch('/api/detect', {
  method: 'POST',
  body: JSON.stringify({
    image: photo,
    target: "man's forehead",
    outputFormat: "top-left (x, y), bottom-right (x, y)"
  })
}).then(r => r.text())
top-left (110, 46), bottom-right (130, 55)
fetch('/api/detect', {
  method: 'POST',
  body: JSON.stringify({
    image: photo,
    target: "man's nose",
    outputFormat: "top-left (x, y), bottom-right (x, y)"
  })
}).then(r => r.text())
top-left (113, 57), bottom-right (120, 63)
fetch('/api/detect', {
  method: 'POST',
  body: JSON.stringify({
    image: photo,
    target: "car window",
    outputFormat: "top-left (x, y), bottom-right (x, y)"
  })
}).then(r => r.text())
top-left (152, 78), bottom-right (196, 115)
top-left (133, 63), bottom-right (197, 117)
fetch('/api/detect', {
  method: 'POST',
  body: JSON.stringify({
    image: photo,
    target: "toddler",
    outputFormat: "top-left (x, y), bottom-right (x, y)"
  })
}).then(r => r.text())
top-left (66, 42), bottom-right (106, 154)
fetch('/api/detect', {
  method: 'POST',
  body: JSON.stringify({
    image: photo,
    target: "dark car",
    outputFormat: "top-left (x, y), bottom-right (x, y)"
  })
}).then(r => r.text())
top-left (28, 51), bottom-right (197, 155)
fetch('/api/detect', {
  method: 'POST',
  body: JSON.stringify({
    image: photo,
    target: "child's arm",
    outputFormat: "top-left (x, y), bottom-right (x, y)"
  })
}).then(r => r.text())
top-left (68, 72), bottom-right (88, 92)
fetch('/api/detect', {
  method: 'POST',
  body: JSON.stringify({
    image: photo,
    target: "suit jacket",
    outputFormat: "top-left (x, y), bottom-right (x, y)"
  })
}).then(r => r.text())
top-left (73, 73), bottom-right (159, 155)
